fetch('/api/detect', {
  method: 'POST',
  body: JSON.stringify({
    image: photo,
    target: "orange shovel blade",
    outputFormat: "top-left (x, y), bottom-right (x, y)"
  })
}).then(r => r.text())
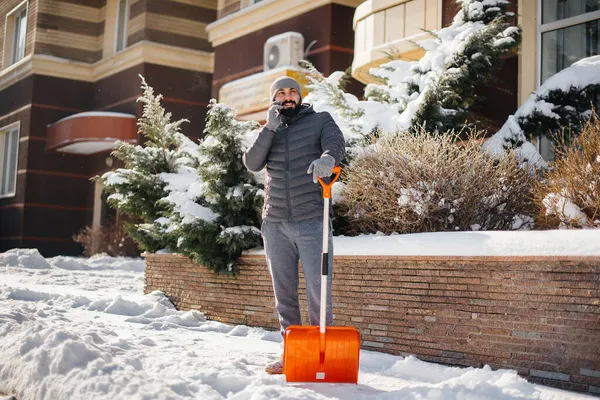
top-left (283, 326), bottom-right (360, 383)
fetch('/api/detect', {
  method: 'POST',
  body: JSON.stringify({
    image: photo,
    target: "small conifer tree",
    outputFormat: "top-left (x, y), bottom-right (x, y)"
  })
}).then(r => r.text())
top-left (173, 100), bottom-right (263, 273)
top-left (98, 76), bottom-right (189, 252)
top-left (100, 79), bottom-right (263, 273)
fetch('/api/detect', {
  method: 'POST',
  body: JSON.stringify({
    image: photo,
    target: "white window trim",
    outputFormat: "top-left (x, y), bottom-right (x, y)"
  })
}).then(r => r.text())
top-left (240, 0), bottom-right (268, 10)
top-left (0, 121), bottom-right (20, 199)
top-left (2, 0), bottom-right (29, 70)
top-left (114, 0), bottom-right (130, 53)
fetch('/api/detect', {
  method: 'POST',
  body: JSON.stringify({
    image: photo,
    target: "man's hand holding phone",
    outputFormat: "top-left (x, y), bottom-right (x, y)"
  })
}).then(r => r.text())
top-left (265, 101), bottom-right (283, 132)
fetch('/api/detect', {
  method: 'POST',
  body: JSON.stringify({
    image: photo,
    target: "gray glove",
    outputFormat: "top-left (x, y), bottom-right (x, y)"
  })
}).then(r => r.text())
top-left (307, 154), bottom-right (336, 183)
top-left (264, 102), bottom-right (283, 132)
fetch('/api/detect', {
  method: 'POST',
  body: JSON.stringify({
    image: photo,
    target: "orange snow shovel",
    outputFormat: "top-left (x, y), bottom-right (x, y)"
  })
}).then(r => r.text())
top-left (283, 166), bottom-right (360, 383)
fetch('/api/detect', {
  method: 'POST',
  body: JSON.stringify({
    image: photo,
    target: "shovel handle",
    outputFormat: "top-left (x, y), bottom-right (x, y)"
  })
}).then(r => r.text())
top-left (317, 166), bottom-right (341, 199)
top-left (318, 166), bottom-right (340, 335)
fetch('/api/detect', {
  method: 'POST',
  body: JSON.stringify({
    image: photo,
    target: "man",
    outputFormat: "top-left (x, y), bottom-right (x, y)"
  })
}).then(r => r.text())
top-left (242, 76), bottom-right (345, 374)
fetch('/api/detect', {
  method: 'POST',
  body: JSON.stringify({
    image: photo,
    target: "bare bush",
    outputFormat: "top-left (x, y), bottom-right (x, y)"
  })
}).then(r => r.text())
top-left (533, 111), bottom-right (600, 228)
top-left (340, 129), bottom-right (535, 234)
top-left (73, 217), bottom-right (138, 257)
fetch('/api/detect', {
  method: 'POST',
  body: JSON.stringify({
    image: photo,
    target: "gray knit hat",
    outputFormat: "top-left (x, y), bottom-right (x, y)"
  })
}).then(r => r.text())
top-left (269, 76), bottom-right (302, 103)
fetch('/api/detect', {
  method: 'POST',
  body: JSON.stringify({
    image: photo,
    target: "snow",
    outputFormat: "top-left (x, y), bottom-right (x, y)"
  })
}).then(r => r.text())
top-left (220, 226), bottom-right (260, 236)
top-left (332, 230), bottom-right (600, 256)
top-left (49, 111), bottom-right (137, 125)
top-left (536, 55), bottom-right (600, 95)
top-left (56, 141), bottom-right (134, 155)
top-left (160, 168), bottom-right (218, 225)
top-left (1, 239), bottom-right (598, 399)
top-left (102, 168), bottom-right (130, 186)
top-left (250, 229), bottom-right (600, 257)
top-left (542, 193), bottom-right (591, 227)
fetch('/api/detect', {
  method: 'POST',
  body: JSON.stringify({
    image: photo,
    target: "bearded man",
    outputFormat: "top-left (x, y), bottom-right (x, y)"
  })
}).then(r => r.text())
top-left (242, 76), bottom-right (345, 374)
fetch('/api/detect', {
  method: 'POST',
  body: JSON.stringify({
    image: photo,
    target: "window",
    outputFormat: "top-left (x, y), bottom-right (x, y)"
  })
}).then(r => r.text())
top-left (539, 0), bottom-right (600, 84)
top-left (536, 0), bottom-right (600, 160)
top-left (2, 1), bottom-right (28, 68)
top-left (11, 6), bottom-right (27, 64)
top-left (115, 0), bottom-right (129, 52)
top-left (0, 123), bottom-right (20, 198)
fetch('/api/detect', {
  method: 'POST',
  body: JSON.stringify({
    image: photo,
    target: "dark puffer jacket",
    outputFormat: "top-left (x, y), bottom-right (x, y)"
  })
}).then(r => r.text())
top-left (243, 104), bottom-right (345, 222)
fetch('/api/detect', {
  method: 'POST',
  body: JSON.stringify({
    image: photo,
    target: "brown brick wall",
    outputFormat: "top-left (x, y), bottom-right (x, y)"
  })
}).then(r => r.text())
top-left (145, 254), bottom-right (600, 395)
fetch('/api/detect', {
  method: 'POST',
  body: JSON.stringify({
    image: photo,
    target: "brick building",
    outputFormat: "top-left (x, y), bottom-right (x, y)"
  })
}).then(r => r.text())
top-left (1, 0), bottom-right (598, 256)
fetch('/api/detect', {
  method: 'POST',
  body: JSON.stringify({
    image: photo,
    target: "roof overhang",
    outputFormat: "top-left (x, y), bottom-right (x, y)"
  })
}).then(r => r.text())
top-left (47, 112), bottom-right (138, 155)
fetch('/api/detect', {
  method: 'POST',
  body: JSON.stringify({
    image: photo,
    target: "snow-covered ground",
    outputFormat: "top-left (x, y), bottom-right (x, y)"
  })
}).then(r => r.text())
top-left (1, 233), bottom-right (598, 400)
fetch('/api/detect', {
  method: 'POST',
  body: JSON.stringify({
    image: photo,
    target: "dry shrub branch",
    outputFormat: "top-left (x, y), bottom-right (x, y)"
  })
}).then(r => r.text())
top-left (534, 111), bottom-right (600, 228)
top-left (73, 217), bottom-right (135, 257)
top-left (340, 129), bottom-right (535, 234)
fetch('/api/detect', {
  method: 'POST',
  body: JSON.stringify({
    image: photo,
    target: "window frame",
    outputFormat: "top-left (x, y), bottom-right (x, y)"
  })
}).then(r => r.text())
top-left (534, 1), bottom-right (600, 160)
top-left (114, 0), bottom-right (130, 53)
top-left (2, 0), bottom-right (29, 69)
top-left (536, 1), bottom-right (600, 88)
top-left (0, 121), bottom-right (21, 199)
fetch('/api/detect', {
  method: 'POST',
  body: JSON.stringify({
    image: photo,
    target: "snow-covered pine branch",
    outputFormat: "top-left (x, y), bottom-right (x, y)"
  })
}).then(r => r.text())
top-left (304, 0), bottom-right (521, 145)
top-left (300, 60), bottom-right (368, 145)
top-left (301, 61), bottom-right (404, 155)
top-left (400, 0), bottom-right (521, 132)
top-left (484, 55), bottom-right (600, 168)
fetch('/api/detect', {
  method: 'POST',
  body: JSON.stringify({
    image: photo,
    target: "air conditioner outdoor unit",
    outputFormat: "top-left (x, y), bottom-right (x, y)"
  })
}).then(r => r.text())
top-left (263, 32), bottom-right (304, 71)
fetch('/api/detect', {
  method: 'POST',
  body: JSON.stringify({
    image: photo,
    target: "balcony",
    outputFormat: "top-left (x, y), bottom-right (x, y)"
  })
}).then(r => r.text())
top-left (352, 0), bottom-right (441, 83)
top-left (47, 112), bottom-right (137, 155)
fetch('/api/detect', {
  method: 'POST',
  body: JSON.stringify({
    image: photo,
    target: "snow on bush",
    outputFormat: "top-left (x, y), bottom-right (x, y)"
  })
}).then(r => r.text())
top-left (338, 129), bottom-right (534, 235)
top-left (533, 112), bottom-right (600, 229)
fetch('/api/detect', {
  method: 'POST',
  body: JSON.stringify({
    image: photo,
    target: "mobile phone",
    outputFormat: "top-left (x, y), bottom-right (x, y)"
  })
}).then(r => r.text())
top-left (271, 101), bottom-right (282, 116)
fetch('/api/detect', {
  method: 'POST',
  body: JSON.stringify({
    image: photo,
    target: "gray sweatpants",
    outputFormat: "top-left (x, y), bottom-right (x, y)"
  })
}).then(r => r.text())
top-left (261, 217), bottom-right (333, 334)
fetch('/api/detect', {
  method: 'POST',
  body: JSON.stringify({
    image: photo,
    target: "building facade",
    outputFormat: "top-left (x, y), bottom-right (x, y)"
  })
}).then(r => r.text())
top-left (1, 0), bottom-right (599, 256)
top-left (0, 0), bottom-right (216, 255)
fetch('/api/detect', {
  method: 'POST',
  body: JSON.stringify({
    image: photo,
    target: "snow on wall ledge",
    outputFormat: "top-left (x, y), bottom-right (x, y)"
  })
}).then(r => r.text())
top-left (144, 253), bottom-right (600, 394)
top-left (246, 230), bottom-right (600, 256)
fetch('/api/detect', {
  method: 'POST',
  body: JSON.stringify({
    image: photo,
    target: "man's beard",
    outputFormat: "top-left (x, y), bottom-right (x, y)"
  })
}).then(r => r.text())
top-left (280, 101), bottom-right (301, 118)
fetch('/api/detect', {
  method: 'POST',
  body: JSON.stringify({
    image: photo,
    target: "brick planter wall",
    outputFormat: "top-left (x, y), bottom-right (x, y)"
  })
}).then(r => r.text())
top-left (144, 253), bottom-right (600, 395)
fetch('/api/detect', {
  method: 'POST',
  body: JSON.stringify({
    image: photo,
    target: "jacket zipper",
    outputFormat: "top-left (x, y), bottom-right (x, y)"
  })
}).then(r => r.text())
top-left (284, 124), bottom-right (292, 221)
